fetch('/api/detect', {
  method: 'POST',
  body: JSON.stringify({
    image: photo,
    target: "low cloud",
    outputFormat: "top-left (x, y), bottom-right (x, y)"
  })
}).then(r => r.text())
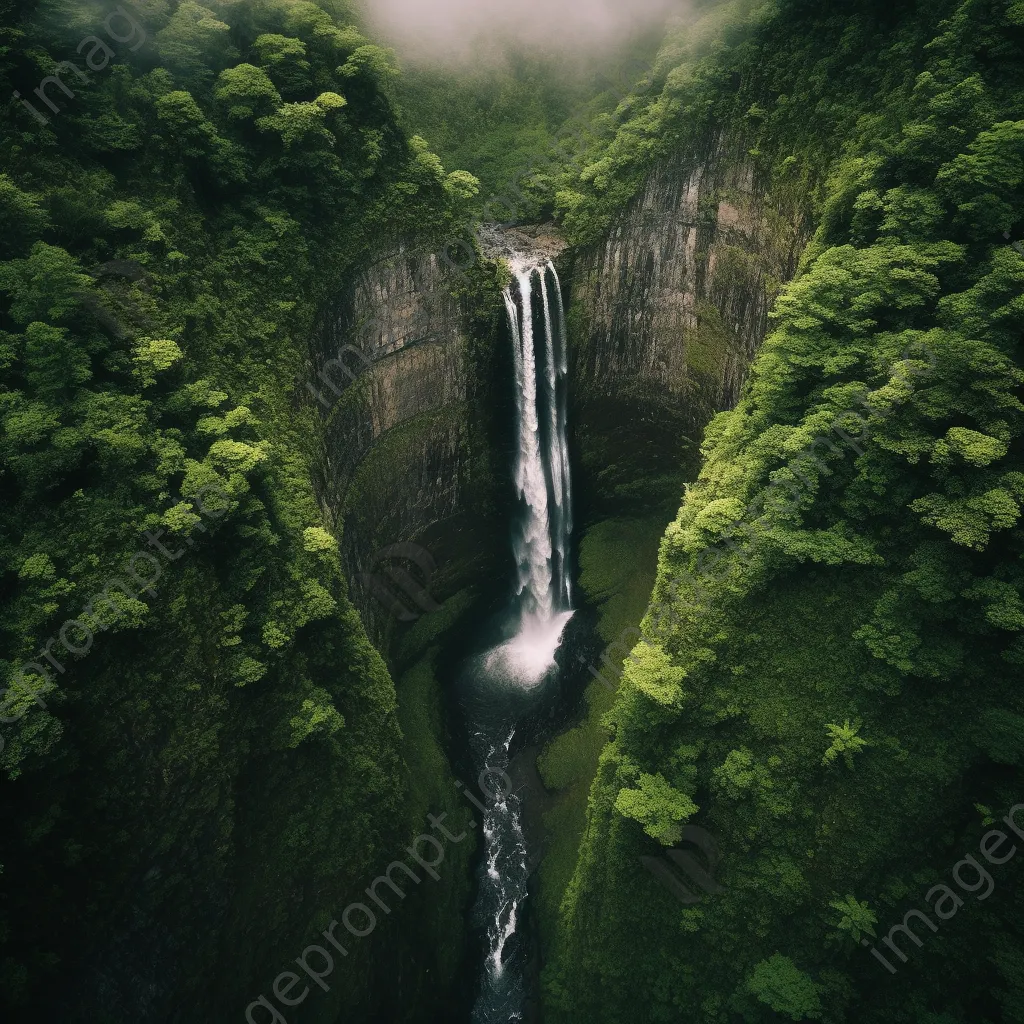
top-left (360, 0), bottom-right (689, 62)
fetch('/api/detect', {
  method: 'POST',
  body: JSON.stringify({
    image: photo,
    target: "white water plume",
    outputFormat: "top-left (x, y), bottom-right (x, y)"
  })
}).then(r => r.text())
top-left (467, 257), bottom-right (576, 1024)
top-left (482, 608), bottom-right (574, 688)
top-left (487, 259), bottom-right (575, 686)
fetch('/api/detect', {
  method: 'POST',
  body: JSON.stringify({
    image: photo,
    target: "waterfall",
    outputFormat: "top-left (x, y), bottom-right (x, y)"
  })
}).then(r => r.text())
top-left (549, 263), bottom-right (573, 604)
top-left (484, 260), bottom-right (574, 686)
top-left (464, 255), bottom-right (575, 1024)
top-left (506, 269), bottom-right (553, 620)
top-left (542, 263), bottom-right (573, 606)
top-left (508, 260), bottom-right (573, 613)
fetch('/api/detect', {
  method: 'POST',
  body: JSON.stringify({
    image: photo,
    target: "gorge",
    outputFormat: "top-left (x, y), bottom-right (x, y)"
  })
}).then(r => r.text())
top-left (1, 1), bottom-right (1024, 1024)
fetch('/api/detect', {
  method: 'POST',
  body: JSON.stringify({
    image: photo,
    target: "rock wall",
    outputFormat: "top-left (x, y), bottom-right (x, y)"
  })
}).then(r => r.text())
top-left (299, 239), bottom-right (511, 1024)
top-left (564, 131), bottom-right (813, 484)
top-left (308, 239), bottom-right (509, 647)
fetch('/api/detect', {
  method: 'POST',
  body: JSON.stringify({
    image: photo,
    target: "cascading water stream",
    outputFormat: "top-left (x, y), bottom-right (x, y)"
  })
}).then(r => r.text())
top-left (540, 264), bottom-right (573, 608)
top-left (506, 269), bottom-right (553, 621)
top-left (484, 261), bottom-right (574, 684)
top-left (462, 257), bottom-right (574, 1024)
top-left (550, 263), bottom-right (573, 605)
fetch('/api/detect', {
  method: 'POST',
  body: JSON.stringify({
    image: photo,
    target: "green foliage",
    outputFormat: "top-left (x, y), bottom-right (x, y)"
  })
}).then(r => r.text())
top-left (393, 32), bottom-right (667, 221)
top-left (821, 719), bottom-right (870, 769)
top-left (338, 44), bottom-right (398, 87)
top-left (0, 0), bottom-right (476, 1018)
top-left (828, 895), bottom-right (878, 944)
top-left (554, 0), bottom-right (773, 244)
top-left (613, 769), bottom-right (698, 845)
top-left (215, 62), bottom-right (281, 119)
top-left (713, 747), bottom-right (756, 799)
top-left (547, 1), bottom-right (1024, 1022)
top-left (533, 513), bottom-right (673, 966)
top-left (285, 685), bottom-right (345, 747)
top-left (0, 176), bottom-right (48, 259)
top-left (745, 954), bottom-right (823, 1021)
top-left (155, 1), bottom-right (235, 86)
top-left (252, 32), bottom-right (312, 97)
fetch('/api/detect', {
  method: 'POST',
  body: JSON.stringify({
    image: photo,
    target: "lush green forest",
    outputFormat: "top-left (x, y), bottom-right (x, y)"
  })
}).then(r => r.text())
top-left (392, 31), bottom-right (664, 223)
top-left (0, 0), bottom-right (478, 1019)
top-left (545, 1), bottom-right (1024, 1022)
top-left (1, 0), bottom-right (1023, 1022)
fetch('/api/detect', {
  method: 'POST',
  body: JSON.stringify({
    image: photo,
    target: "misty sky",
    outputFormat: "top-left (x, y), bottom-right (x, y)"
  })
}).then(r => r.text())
top-left (360, 0), bottom-right (689, 61)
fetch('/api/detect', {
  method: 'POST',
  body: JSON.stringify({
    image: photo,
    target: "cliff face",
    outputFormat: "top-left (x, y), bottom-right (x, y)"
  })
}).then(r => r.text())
top-left (283, 241), bottom-right (510, 1024)
top-left (529, 131), bottom-right (819, 987)
top-left (314, 130), bottom-right (814, 630)
top-left (301, 136), bottom-right (815, 1018)
top-left (309, 240), bottom-right (509, 646)
top-left (564, 132), bottom-right (813, 507)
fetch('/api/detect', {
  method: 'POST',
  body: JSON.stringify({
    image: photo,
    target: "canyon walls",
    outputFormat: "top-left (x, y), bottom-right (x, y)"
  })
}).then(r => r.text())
top-left (301, 129), bottom-right (820, 1021)
top-left (563, 131), bottom-right (813, 511)
top-left (529, 129), bottom-right (819, 981)
top-left (291, 238), bottom-right (509, 1024)
top-left (307, 129), bottom-right (809, 634)
top-left (308, 238), bottom-right (511, 649)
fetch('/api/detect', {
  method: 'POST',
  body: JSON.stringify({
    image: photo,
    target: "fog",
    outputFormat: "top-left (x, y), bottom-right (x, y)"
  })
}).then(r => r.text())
top-left (360, 0), bottom-right (690, 62)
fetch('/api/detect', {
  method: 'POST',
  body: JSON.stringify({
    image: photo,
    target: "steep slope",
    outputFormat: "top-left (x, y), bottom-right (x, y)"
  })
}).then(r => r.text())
top-left (546, 1), bottom-right (1024, 1021)
top-left (534, 111), bottom-right (812, 973)
top-left (0, 2), bottom-right (480, 1020)
top-left (309, 233), bottom-right (510, 648)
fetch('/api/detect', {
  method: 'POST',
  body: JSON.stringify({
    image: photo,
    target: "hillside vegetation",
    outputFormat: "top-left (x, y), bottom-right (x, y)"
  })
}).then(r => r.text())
top-left (0, 0), bottom-right (476, 1018)
top-left (546, 1), bottom-right (1024, 1021)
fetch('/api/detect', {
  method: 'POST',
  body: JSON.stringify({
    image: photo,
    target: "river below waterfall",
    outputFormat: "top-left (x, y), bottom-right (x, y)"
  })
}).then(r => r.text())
top-left (452, 256), bottom-right (576, 1024)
